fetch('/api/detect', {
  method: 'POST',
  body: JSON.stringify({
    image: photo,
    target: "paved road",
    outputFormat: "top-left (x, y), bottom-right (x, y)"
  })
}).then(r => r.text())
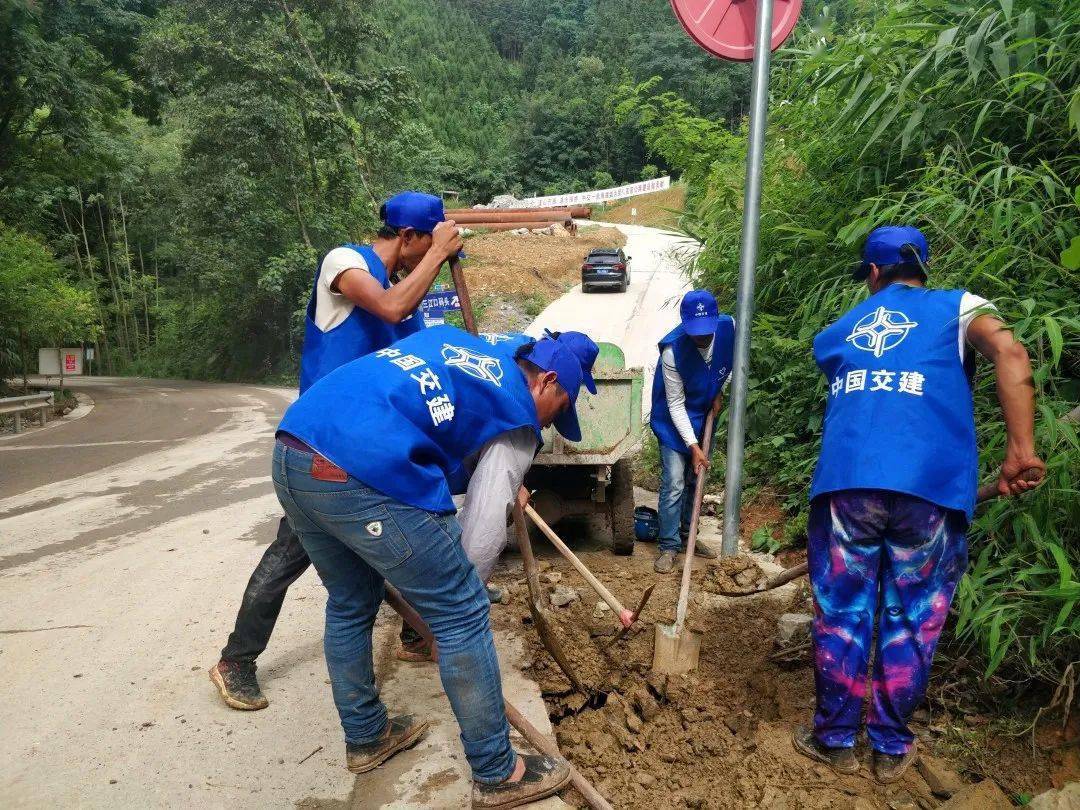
top-left (528, 222), bottom-right (699, 415)
top-left (0, 377), bottom-right (556, 809)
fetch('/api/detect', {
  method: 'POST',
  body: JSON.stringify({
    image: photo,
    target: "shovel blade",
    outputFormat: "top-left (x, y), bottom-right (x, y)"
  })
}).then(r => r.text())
top-left (651, 623), bottom-right (701, 675)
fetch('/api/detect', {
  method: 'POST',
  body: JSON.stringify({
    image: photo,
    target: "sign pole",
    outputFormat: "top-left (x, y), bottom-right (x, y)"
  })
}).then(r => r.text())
top-left (721, 0), bottom-right (775, 557)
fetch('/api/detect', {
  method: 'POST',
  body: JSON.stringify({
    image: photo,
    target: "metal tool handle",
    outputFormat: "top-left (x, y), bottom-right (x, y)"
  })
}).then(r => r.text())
top-left (525, 504), bottom-right (634, 627)
top-left (674, 410), bottom-right (716, 635)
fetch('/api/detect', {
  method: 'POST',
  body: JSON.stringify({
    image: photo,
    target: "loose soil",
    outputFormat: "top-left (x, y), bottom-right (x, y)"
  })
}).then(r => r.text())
top-left (488, 530), bottom-right (1067, 809)
top-left (596, 187), bottom-right (687, 230)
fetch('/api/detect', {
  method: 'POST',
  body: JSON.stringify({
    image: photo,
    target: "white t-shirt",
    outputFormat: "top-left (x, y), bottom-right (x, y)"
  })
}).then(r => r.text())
top-left (313, 247), bottom-right (373, 332)
top-left (959, 292), bottom-right (997, 361)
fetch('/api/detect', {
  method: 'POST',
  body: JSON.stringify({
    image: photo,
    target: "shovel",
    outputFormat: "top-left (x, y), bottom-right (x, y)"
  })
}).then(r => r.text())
top-left (652, 410), bottom-right (716, 675)
top-left (524, 504), bottom-right (652, 630)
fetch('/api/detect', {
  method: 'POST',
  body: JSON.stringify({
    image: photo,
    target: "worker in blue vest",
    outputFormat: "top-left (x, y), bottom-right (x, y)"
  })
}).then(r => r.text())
top-left (649, 290), bottom-right (736, 573)
top-left (273, 326), bottom-right (591, 805)
top-left (395, 329), bottom-right (599, 662)
top-left (792, 226), bottom-right (1044, 783)
top-left (210, 192), bottom-right (462, 711)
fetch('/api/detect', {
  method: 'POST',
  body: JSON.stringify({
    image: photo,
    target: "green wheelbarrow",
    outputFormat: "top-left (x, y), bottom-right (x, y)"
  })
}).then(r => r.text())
top-left (524, 342), bottom-right (643, 556)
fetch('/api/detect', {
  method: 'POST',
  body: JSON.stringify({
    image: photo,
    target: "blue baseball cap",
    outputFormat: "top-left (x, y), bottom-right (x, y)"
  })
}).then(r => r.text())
top-left (544, 330), bottom-right (599, 394)
top-left (520, 338), bottom-right (587, 442)
top-left (680, 290), bottom-right (720, 337)
top-left (382, 191), bottom-right (445, 234)
top-left (855, 225), bottom-right (929, 280)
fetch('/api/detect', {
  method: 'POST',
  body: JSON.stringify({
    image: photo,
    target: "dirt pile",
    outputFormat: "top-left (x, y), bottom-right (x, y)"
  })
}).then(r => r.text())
top-left (489, 545), bottom-right (1061, 809)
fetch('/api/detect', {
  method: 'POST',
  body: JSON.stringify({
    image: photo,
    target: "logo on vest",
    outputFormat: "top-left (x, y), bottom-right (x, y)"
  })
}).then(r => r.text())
top-left (846, 306), bottom-right (918, 358)
top-left (441, 344), bottom-right (504, 386)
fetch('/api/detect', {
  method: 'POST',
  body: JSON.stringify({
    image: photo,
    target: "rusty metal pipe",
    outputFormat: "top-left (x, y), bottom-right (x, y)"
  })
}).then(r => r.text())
top-left (451, 206), bottom-right (592, 219)
top-left (449, 209), bottom-right (578, 223)
top-left (462, 220), bottom-right (570, 233)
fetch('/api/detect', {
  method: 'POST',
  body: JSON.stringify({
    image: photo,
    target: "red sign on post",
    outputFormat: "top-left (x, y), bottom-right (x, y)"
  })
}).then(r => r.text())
top-left (65, 353), bottom-right (77, 372)
top-left (669, 0), bottom-right (803, 62)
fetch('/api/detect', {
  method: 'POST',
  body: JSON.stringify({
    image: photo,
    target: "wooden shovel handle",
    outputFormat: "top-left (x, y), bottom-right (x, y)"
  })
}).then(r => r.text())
top-left (524, 504), bottom-right (633, 626)
top-left (674, 410), bottom-right (716, 634)
top-left (448, 255), bottom-right (478, 335)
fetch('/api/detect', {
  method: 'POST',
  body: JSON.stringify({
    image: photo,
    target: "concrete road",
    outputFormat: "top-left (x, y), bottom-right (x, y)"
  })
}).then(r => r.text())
top-left (0, 377), bottom-right (558, 809)
top-left (527, 222), bottom-right (700, 414)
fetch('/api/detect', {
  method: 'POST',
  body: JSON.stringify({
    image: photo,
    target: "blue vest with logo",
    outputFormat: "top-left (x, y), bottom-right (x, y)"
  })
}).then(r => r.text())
top-left (479, 331), bottom-right (533, 357)
top-left (650, 319), bottom-right (735, 453)
top-left (280, 325), bottom-right (541, 513)
top-left (810, 284), bottom-right (978, 519)
top-left (297, 244), bottom-right (425, 394)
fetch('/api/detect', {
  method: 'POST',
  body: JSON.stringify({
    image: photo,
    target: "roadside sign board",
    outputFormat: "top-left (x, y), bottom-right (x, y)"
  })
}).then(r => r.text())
top-left (421, 289), bottom-right (460, 327)
top-left (669, 0), bottom-right (803, 61)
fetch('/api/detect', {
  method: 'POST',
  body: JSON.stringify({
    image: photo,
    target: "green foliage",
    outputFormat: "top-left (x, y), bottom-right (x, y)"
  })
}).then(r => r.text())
top-left (645, 0), bottom-right (1078, 685)
top-left (0, 222), bottom-right (98, 385)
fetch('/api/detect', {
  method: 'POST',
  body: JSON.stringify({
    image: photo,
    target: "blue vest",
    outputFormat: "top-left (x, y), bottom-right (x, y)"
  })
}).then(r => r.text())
top-left (280, 325), bottom-right (541, 514)
top-left (650, 319), bottom-right (735, 453)
top-left (810, 284), bottom-right (978, 519)
top-left (479, 331), bottom-right (533, 357)
top-left (297, 244), bottom-right (425, 394)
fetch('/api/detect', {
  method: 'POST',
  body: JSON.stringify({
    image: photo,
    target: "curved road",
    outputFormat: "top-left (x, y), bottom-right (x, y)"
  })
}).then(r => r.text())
top-left (0, 223), bottom-right (696, 808)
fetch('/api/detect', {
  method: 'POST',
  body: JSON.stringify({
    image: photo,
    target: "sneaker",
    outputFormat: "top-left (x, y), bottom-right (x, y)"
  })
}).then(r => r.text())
top-left (653, 550), bottom-right (678, 574)
top-left (395, 638), bottom-right (435, 663)
top-left (872, 744), bottom-right (918, 784)
top-left (346, 715), bottom-right (430, 774)
top-left (209, 659), bottom-right (269, 711)
top-left (791, 726), bottom-right (859, 774)
top-left (472, 753), bottom-right (572, 809)
top-left (486, 584), bottom-right (505, 604)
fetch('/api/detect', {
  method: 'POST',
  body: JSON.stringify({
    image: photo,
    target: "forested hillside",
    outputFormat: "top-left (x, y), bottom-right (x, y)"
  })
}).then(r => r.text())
top-left (0, 0), bottom-right (751, 386)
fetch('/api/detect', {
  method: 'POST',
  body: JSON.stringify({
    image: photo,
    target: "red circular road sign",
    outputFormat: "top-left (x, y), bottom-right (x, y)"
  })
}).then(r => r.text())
top-left (670, 0), bottom-right (803, 62)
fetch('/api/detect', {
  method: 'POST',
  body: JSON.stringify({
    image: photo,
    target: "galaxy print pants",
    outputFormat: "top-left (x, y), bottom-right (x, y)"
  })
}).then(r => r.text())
top-left (808, 490), bottom-right (968, 755)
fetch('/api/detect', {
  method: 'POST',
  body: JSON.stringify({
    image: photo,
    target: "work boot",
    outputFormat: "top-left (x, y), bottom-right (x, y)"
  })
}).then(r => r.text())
top-left (472, 753), bottom-right (572, 809)
top-left (872, 744), bottom-right (918, 784)
top-left (791, 726), bottom-right (859, 775)
top-left (395, 638), bottom-right (434, 663)
top-left (653, 550), bottom-right (678, 574)
top-left (209, 659), bottom-right (268, 711)
top-left (346, 715), bottom-right (430, 774)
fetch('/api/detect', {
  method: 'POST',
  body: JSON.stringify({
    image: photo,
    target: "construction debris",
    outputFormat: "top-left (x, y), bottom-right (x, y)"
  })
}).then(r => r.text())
top-left (916, 755), bottom-right (965, 799)
top-left (775, 613), bottom-right (813, 647)
top-left (550, 585), bottom-right (580, 607)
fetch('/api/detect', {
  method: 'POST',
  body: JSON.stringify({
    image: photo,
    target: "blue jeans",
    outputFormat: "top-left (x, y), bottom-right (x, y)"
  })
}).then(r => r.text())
top-left (271, 442), bottom-right (514, 784)
top-left (657, 443), bottom-right (699, 552)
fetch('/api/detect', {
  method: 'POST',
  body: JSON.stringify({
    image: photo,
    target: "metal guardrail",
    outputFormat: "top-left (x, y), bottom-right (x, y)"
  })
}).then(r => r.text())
top-left (0, 392), bottom-right (54, 434)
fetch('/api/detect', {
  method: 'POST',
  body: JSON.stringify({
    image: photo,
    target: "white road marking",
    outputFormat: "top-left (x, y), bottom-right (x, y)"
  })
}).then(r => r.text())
top-left (0, 439), bottom-right (177, 451)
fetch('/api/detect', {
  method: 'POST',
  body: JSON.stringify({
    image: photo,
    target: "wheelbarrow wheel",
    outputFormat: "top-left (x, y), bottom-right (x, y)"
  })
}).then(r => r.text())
top-left (609, 459), bottom-right (635, 556)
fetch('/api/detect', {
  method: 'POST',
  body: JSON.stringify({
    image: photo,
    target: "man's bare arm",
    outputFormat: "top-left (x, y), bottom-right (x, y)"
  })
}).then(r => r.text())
top-left (966, 314), bottom-right (1045, 496)
top-left (336, 221), bottom-right (462, 324)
